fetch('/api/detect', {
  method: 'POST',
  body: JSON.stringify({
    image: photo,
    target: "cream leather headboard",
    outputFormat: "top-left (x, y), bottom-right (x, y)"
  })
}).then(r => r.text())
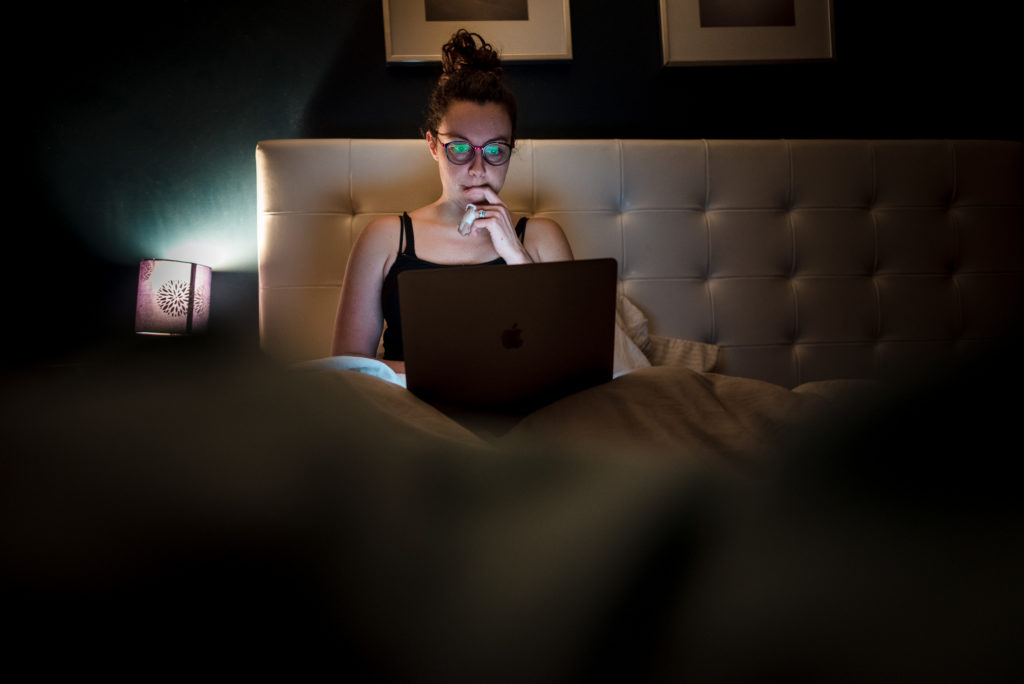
top-left (257, 139), bottom-right (1023, 387)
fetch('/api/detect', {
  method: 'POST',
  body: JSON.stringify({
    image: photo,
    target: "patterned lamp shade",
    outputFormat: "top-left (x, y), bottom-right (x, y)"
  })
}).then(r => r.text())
top-left (135, 259), bottom-right (212, 335)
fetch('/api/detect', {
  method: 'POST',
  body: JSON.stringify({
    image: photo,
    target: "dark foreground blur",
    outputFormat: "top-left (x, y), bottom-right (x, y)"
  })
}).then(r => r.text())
top-left (3, 333), bottom-right (1022, 682)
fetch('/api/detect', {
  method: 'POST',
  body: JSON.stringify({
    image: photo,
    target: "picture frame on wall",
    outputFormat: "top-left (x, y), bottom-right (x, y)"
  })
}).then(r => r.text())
top-left (382, 0), bottom-right (572, 62)
top-left (659, 0), bottom-right (834, 66)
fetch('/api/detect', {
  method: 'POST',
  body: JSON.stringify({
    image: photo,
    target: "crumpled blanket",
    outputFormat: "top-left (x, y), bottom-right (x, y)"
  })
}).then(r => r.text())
top-left (498, 366), bottom-right (880, 468)
top-left (301, 358), bottom-right (880, 468)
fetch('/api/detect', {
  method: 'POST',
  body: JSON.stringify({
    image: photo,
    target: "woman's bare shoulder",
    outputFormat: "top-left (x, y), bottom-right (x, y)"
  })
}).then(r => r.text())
top-left (524, 215), bottom-right (563, 233)
top-left (343, 215), bottom-right (405, 282)
top-left (524, 216), bottom-right (574, 261)
top-left (361, 214), bottom-right (402, 239)
top-left (353, 215), bottom-right (402, 254)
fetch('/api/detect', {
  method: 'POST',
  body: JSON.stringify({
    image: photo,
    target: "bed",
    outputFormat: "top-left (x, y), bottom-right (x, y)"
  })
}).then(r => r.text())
top-left (256, 138), bottom-right (1023, 458)
top-left (3, 139), bottom-right (1022, 678)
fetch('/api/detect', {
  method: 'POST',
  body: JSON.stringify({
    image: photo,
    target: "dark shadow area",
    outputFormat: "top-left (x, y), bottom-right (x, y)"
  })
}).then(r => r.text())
top-left (3, 318), bottom-right (1021, 680)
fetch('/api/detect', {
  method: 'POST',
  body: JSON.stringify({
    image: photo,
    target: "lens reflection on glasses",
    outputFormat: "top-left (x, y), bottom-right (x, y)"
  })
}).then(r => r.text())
top-left (444, 140), bottom-right (512, 166)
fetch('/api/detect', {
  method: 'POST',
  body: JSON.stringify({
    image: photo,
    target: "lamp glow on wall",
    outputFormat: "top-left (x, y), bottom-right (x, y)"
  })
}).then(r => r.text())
top-left (135, 259), bottom-right (212, 335)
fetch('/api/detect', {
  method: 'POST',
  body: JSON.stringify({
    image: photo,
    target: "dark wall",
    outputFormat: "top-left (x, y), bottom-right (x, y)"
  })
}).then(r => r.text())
top-left (305, 2), bottom-right (1023, 141)
top-left (15, 1), bottom-right (1022, 365)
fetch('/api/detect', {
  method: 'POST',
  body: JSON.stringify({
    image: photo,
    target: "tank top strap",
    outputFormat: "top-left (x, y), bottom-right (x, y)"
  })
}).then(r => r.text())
top-left (515, 216), bottom-right (528, 243)
top-left (399, 212), bottom-right (416, 257)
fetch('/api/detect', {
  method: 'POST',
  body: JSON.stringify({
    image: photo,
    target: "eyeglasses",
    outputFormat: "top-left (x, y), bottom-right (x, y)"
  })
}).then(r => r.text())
top-left (440, 139), bottom-right (513, 166)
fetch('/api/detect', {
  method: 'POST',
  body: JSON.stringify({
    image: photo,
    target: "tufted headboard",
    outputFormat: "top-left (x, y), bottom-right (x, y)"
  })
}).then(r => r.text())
top-left (257, 139), bottom-right (1023, 387)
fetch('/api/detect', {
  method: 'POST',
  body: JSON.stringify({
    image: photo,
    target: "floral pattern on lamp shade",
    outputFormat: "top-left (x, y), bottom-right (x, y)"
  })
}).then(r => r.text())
top-left (135, 259), bottom-right (212, 334)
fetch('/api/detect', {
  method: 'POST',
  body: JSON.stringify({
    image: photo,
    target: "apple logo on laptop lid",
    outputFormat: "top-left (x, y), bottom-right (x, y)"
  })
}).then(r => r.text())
top-left (501, 323), bottom-right (523, 350)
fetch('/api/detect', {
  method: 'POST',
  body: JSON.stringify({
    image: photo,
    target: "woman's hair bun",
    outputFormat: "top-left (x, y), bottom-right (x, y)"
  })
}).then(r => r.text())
top-left (441, 29), bottom-right (502, 78)
top-left (422, 29), bottom-right (517, 143)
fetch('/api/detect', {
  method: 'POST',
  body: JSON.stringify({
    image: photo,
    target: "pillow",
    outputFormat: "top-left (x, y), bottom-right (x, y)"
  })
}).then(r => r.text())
top-left (646, 334), bottom-right (720, 372)
top-left (616, 288), bottom-right (720, 373)
top-left (613, 320), bottom-right (652, 376)
top-left (616, 289), bottom-right (651, 356)
top-left (613, 289), bottom-right (651, 375)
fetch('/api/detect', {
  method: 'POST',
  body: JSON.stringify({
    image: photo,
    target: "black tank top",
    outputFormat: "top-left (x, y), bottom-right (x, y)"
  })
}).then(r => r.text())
top-left (380, 212), bottom-right (528, 361)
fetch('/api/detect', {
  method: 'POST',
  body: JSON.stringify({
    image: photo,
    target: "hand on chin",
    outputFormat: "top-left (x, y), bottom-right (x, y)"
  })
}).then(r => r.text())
top-left (462, 185), bottom-right (491, 204)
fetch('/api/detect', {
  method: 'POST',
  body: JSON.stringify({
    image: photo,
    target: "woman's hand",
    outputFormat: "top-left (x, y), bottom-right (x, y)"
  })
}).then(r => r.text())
top-left (467, 186), bottom-right (533, 265)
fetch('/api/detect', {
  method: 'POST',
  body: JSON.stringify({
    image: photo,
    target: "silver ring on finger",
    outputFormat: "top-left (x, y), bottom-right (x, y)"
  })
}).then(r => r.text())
top-left (477, 209), bottom-right (486, 219)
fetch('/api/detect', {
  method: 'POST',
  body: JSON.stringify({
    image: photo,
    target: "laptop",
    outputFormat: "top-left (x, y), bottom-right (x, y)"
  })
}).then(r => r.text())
top-left (398, 258), bottom-right (617, 420)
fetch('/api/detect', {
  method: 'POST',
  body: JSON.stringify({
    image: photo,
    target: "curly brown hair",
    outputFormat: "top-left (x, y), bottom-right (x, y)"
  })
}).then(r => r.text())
top-left (422, 29), bottom-right (518, 145)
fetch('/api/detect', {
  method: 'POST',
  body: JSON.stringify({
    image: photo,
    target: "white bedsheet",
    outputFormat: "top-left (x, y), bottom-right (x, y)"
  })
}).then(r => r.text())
top-left (295, 355), bottom-right (408, 388)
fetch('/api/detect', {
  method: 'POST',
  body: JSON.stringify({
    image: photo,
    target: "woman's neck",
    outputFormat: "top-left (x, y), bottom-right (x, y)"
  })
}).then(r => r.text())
top-left (428, 198), bottom-right (469, 226)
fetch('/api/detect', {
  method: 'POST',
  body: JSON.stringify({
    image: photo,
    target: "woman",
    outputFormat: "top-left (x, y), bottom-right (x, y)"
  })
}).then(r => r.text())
top-left (332, 29), bottom-right (574, 373)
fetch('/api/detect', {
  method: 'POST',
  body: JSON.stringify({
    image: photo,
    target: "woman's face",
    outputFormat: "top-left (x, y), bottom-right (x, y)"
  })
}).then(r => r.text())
top-left (427, 100), bottom-right (513, 206)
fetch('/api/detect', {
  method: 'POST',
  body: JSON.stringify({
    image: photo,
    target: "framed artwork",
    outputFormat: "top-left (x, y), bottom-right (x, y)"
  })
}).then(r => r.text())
top-left (382, 0), bottom-right (572, 62)
top-left (659, 0), bottom-right (834, 65)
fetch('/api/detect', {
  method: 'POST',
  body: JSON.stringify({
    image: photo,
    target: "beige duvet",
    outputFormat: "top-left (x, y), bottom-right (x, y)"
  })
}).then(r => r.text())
top-left (309, 364), bottom-right (880, 468)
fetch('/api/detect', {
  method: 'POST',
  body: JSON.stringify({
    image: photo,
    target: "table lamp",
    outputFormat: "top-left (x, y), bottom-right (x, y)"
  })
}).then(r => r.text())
top-left (135, 259), bottom-right (212, 335)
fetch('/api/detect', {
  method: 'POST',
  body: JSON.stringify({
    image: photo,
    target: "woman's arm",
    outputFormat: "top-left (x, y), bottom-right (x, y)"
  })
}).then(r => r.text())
top-left (331, 217), bottom-right (400, 363)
